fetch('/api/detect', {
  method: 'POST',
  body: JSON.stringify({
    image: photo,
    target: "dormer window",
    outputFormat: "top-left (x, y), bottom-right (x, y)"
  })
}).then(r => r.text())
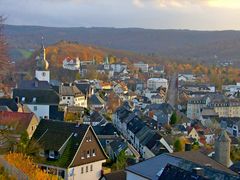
top-left (32, 97), bottom-right (37, 103)
top-left (21, 97), bottom-right (25, 102)
top-left (49, 150), bottom-right (55, 159)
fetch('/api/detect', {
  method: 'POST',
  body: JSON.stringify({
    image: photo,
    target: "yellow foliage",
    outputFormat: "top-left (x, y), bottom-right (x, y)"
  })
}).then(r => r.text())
top-left (5, 152), bottom-right (58, 180)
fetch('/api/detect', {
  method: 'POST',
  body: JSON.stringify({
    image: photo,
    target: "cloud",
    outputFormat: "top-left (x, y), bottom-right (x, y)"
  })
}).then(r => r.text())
top-left (133, 0), bottom-right (240, 9)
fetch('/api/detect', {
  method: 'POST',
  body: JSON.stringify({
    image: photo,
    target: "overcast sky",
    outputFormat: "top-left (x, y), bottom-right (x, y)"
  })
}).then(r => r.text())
top-left (1, 0), bottom-right (240, 30)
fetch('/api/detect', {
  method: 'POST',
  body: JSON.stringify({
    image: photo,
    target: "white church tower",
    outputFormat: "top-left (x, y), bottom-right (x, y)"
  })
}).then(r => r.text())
top-left (35, 38), bottom-right (50, 82)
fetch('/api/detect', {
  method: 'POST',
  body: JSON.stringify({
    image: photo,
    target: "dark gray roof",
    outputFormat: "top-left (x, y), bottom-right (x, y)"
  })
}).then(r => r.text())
top-left (13, 89), bottom-right (60, 105)
top-left (126, 152), bottom-right (238, 180)
top-left (159, 164), bottom-right (208, 180)
top-left (0, 98), bottom-right (18, 112)
top-left (146, 103), bottom-right (173, 113)
top-left (93, 123), bottom-right (118, 136)
top-left (49, 105), bottom-right (64, 121)
top-left (31, 120), bottom-right (89, 168)
top-left (75, 82), bottom-right (91, 96)
top-left (89, 94), bottom-right (105, 105)
top-left (127, 117), bottom-right (145, 134)
top-left (109, 140), bottom-right (128, 157)
top-left (18, 78), bottom-right (51, 90)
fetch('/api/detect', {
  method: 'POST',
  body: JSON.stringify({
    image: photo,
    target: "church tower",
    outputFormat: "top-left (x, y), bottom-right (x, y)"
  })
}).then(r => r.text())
top-left (35, 38), bottom-right (50, 82)
top-left (214, 130), bottom-right (231, 167)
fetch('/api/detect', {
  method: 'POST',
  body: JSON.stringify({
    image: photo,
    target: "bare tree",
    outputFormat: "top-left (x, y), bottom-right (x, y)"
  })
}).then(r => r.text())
top-left (0, 16), bottom-right (10, 80)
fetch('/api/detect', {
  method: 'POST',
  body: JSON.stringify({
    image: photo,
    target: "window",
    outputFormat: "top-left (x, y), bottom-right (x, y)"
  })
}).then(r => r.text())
top-left (81, 167), bottom-right (84, 174)
top-left (49, 151), bottom-right (55, 159)
top-left (21, 97), bottom-right (25, 102)
top-left (92, 149), bottom-right (96, 156)
top-left (90, 165), bottom-right (93, 171)
top-left (32, 97), bottom-right (37, 103)
top-left (39, 149), bottom-right (45, 157)
top-left (87, 150), bottom-right (90, 158)
top-left (63, 97), bottom-right (66, 100)
top-left (81, 151), bottom-right (85, 159)
top-left (68, 97), bottom-right (70, 100)
top-left (34, 106), bottom-right (37, 111)
top-left (86, 166), bottom-right (88, 173)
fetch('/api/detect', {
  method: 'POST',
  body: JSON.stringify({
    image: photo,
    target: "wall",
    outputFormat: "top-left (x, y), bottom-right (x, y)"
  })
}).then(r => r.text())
top-left (126, 171), bottom-right (148, 180)
top-left (27, 104), bottom-right (49, 119)
top-left (67, 160), bottom-right (105, 180)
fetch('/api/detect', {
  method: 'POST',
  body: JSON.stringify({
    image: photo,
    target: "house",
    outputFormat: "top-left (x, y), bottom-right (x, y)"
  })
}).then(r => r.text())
top-left (125, 151), bottom-right (238, 180)
top-left (62, 57), bottom-right (80, 71)
top-left (84, 111), bottom-right (108, 126)
top-left (59, 83), bottom-right (87, 108)
top-left (74, 80), bottom-right (94, 98)
top-left (178, 73), bottom-right (196, 83)
top-left (133, 62), bottom-right (149, 73)
top-left (220, 117), bottom-right (240, 138)
top-left (147, 78), bottom-right (168, 91)
top-left (0, 111), bottom-right (39, 150)
top-left (113, 82), bottom-right (129, 95)
top-left (100, 170), bottom-right (126, 180)
top-left (106, 139), bottom-right (128, 160)
top-left (187, 96), bottom-right (211, 120)
top-left (89, 94), bottom-right (106, 111)
top-left (31, 120), bottom-right (108, 180)
top-left (13, 89), bottom-right (60, 119)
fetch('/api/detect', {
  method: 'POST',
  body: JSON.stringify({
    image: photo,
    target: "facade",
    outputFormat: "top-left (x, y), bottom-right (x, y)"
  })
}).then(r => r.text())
top-left (13, 89), bottom-right (59, 119)
top-left (63, 57), bottom-right (80, 70)
top-left (31, 120), bottom-right (107, 180)
top-left (147, 78), bottom-right (168, 91)
top-left (59, 83), bottom-right (87, 108)
top-left (187, 96), bottom-right (210, 120)
top-left (134, 62), bottom-right (149, 73)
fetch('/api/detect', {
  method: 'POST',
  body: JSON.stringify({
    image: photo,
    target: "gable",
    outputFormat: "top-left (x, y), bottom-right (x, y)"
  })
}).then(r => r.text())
top-left (70, 127), bottom-right (107, 167)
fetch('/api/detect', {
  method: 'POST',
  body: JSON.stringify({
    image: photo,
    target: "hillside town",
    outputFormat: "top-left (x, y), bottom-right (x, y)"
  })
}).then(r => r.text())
top-left (0, 37), bottom-right (240, 180)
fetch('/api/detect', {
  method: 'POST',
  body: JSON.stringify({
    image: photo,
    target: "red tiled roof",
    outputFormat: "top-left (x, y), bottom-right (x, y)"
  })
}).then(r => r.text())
top-left (0, 111), bottom-right (35, 132)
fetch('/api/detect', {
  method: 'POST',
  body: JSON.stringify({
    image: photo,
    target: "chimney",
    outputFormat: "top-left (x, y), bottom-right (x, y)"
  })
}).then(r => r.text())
top-left (192, 167), bottom-right (204, 177)
top-left (185, 143), bottom-right (192, 152)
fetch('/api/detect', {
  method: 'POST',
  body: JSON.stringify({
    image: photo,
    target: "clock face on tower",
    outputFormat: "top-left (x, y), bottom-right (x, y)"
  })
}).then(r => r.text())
top-left (42, 72), bottom-right (46, 77)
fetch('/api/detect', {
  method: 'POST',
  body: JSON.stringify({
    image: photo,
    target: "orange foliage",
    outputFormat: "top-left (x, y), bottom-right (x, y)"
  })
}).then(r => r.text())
top-left (5, 153), bottom-right (58, 180)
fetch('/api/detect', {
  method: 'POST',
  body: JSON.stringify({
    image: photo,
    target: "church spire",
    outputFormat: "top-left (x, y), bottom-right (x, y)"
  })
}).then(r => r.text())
top-left (36, 37), bottom-right (49, 70)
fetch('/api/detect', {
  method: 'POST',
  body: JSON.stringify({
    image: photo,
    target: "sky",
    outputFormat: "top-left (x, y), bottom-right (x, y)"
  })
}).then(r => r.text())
top-left (1, 0), bottom-right (240, 30)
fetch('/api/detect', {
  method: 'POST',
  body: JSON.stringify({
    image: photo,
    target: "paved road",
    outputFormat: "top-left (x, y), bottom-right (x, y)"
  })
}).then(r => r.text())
top-left (167, 73), bottom-right (177, 108)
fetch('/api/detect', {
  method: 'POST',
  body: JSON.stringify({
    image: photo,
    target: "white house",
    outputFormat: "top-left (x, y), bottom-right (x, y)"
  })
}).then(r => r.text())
top-left (63, 57), bottom-right (81, 70)
top-left (147, 78), bottom-right (168, 91)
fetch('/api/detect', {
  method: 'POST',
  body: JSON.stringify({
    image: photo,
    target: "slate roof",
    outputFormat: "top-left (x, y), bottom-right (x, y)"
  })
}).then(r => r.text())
top-left (159, 164), bottom-right (208, 180)
top-left (109, 140), bottom-right (128, 157)
top-left (18, 78), bottom-right (51, 90)
top-left (127, 117), bottom-right (145, 134)
top-left (126, 151), bottom-right (238, 180)
top-left (93, 123), bottom-right (118, 136)
top-left (89, 94), bottom-right (105, 106)
top-left (146, 103), bottom-right (173, 113)
top-left (0, 98), bottom-right (18, 112)
top-left (230, 161), bottom-right (240, 175)
top-left (75, 82), bottom-right (91, 96)
top-left (31, 120), bottom-right (89, 168)
top-left (13, 89), bottom-right (60, 105)
top-left (49, 105), bottom-right (64, 121)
